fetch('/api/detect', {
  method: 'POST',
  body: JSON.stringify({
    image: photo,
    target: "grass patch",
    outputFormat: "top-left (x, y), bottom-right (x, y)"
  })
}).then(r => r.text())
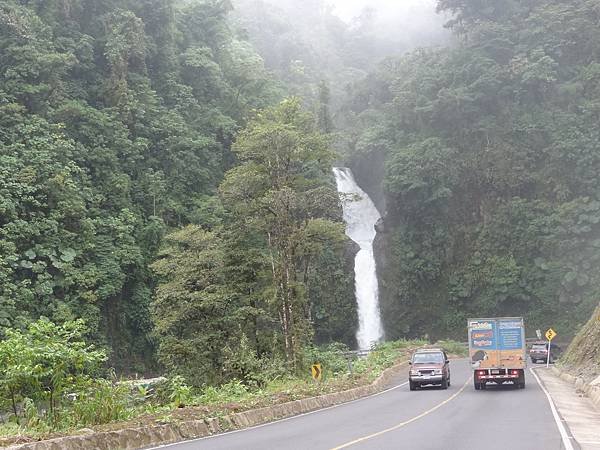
top-left (435, 340), bottom-right (469, 357)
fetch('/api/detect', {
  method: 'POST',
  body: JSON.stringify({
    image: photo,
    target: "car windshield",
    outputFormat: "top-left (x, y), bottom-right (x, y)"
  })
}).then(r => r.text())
top-left (531, 344), bottom-right (547, 350)
top-left (412, 352), bottom-right (444, 364)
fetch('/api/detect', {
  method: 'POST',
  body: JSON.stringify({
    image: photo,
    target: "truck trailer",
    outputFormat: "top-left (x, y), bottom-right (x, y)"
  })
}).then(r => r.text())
top-left (468, 317), bottom-right (526, 390)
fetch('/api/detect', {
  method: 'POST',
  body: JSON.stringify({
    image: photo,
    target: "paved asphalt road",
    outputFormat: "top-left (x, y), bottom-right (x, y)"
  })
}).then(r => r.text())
top-left (153, 359), bottom-right (567, 450)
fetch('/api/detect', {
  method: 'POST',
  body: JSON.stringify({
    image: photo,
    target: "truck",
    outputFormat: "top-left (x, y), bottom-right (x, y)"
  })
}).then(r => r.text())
top-left (468, 317), bottom-right (526, 390)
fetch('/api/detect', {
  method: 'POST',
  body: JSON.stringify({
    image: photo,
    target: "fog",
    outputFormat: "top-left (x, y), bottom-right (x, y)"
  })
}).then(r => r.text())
top-left (328, 0), bottom-right (450, 48)
top-left (231, 0), bottom-right (452, 104)
top-left (329, 0), bottom-right (441, 22)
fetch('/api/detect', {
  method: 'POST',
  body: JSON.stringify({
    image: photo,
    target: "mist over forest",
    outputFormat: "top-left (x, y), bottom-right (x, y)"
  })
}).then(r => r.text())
top-left (329, 0), bottom-right (450, 45)
top-left (230, 0), bottom-right (452, 104)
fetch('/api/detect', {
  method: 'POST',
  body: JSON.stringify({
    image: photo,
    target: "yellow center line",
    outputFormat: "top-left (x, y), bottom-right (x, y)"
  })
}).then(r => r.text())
top-left (330, 376), bottom-right (473, 450)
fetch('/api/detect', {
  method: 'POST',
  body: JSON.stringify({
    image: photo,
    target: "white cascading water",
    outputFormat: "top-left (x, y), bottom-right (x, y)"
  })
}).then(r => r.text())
top-left (333, 167), bottom-right (384, 349)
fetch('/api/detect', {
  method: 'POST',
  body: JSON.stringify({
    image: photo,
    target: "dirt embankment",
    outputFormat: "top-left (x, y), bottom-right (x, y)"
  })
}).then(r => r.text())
top-left (560, 302), bottom-right (600, 382)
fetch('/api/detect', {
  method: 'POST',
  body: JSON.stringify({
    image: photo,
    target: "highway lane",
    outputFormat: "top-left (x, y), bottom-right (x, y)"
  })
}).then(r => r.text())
top-left (152, 360), bottom-right (566, 450)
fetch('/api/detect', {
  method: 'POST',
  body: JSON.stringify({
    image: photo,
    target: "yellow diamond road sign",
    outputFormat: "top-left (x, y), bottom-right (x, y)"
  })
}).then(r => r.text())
top-left (545, 328), bottom-right (557, 341)
top-left (311, 363), bottom-right (322, 381)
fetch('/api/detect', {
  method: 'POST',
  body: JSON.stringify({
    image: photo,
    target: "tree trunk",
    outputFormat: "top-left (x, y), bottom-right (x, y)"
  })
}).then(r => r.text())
top-left (10, 389), bottom-right (19, 425)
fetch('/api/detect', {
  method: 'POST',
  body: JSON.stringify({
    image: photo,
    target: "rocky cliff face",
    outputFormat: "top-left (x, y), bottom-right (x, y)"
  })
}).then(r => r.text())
top-left (348, 153), bottom-right (387, 217)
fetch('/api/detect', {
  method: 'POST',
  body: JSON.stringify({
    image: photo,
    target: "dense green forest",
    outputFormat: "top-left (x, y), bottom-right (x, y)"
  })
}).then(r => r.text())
top-left (341, 0), bottom-right (600, 340)
top-left (1, 0), bottom-right (599, 387)
top-left (0, 0), bottom-right (356, 378)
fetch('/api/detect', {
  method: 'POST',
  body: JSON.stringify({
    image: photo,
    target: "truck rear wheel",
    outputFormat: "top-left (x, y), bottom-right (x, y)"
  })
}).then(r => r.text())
top-left (474, 380), bottom-right (481, 390)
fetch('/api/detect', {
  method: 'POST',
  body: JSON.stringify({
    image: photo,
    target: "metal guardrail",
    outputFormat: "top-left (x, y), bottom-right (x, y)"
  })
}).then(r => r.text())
top-left (342, 349), bottom-right (372, 359)
top-left (340, 349), bottom-right (373, 375)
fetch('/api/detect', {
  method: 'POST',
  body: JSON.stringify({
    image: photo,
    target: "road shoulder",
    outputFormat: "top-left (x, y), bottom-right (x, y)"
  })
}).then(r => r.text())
top-left (534, 367), bottom-right (600, 450)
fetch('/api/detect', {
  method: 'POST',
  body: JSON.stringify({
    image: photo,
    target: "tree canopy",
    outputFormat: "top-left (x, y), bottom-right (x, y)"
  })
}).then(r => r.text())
top-left (0, 0), bottom-right (282, 372)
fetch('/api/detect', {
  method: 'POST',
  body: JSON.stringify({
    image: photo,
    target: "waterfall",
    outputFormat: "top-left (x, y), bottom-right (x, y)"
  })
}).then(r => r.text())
top-left (333, 167), bottom-right (384, 349)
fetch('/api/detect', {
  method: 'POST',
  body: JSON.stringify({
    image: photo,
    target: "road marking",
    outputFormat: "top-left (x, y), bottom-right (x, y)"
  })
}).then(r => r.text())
top-left (529, 368), bottom-right (575, 450)
top-left (329, 376), bottom-right (471, 450)
top-left (147, 365), bottom-right (411, 449)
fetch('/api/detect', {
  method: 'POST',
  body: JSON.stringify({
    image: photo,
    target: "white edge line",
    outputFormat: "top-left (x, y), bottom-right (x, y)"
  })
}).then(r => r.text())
top-left (529, 368), bottom-right (575, 450)
top-left (146, 376), bottom-right (410, 449)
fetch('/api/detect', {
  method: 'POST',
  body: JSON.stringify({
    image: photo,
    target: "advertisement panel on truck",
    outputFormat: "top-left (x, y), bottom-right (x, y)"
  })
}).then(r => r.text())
top-left (469, 319), bottom-right (497, 369)
top-left (468, 318), bottom-right (526, 370)
top-left (497, 318), bottom-right (526, 369)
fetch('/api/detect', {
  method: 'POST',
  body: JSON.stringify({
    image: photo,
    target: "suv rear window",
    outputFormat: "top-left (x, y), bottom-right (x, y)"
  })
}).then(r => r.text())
top-left (531, 344), bottom-right (546, 350)
top-left (412, 352), bottom-right (444, 364)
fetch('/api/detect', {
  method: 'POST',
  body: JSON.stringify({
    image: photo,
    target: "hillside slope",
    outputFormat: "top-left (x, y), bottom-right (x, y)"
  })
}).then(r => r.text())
top-left (561, 302), bottom-right (600, 381)
top-left (340, 0), bottom-right (600, 340)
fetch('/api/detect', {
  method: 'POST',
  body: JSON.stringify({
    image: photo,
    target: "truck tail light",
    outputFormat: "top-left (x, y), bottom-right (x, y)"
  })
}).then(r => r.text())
top-left (477, 370), bottom-right (486, 378)
top-left (511, 370), bottom-right (519, 375)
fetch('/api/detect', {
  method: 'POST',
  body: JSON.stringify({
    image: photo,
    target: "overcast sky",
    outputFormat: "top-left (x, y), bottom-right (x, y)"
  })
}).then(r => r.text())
top-left (327, 0), bottom-right (440, 22)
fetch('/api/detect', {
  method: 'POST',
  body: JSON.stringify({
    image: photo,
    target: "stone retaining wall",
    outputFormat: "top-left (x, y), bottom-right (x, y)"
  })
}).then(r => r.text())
top-left (551, 366), bottom-right (600, 411)
top-left (4, 360), bottom-right (409, 450)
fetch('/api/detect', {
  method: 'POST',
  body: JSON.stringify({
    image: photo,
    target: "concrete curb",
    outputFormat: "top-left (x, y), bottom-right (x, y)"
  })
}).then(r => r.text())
top-left (3, 359), bottom-right (410, 450)
top-left (551, 366), bottom-right (600, 411)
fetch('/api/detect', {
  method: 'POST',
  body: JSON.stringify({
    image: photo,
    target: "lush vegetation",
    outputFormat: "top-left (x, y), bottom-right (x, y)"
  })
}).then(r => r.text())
top-left (0, 0), bottom-right (359, 380)
top-left (0, 319), bottom-right (105, 424)
top-left (152, 98), bottom-right (355, 385)
top-left (0, 0), bottom-right (286, 372)
top-left (341, 0), bottom-right (600, 340)
top-left (0, 322), bottom-right (422, 444)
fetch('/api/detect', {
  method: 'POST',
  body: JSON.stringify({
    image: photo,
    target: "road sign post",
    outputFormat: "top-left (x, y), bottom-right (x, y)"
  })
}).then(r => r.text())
top-left (545, 328), bottom-right (557, 368)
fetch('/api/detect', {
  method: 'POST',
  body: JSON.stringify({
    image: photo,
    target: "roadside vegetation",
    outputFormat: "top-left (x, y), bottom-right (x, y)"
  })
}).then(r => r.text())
top-left (0, 321), bottom-right (439, 446)
top-left (560, 302), bottom-right (600, 381)
top-left (435, 340), bottom-right (468, 358)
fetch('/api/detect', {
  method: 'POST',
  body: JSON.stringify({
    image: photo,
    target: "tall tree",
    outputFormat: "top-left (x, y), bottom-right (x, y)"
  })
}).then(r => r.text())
top-left (220, 98), bottom-right (345, 367)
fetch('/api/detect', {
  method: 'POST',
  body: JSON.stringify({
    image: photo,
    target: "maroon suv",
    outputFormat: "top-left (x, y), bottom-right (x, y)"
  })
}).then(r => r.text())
top-left (409, 349), bottom-right (450, 390)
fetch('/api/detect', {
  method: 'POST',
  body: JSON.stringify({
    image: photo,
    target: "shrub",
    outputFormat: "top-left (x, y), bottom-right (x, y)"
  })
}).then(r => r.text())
top-left (436, 340), bottom-right (468, 357)
top-left (0, 319), bottom-right (106, 424)
top-left (167, 376), bottom-right (194, 408)
top-left (302, 343), bottom-right (350, 379)
top-left (199, 380), bottom-right (250, 405)
top-left (69, 379), bottom-right (134, 426)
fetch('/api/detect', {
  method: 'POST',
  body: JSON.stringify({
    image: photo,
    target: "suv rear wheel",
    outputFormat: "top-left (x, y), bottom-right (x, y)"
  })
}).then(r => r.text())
top-left (441, 378), bottom-right (448, 389)
top-left (409, 381), bottom-right (417, 391)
